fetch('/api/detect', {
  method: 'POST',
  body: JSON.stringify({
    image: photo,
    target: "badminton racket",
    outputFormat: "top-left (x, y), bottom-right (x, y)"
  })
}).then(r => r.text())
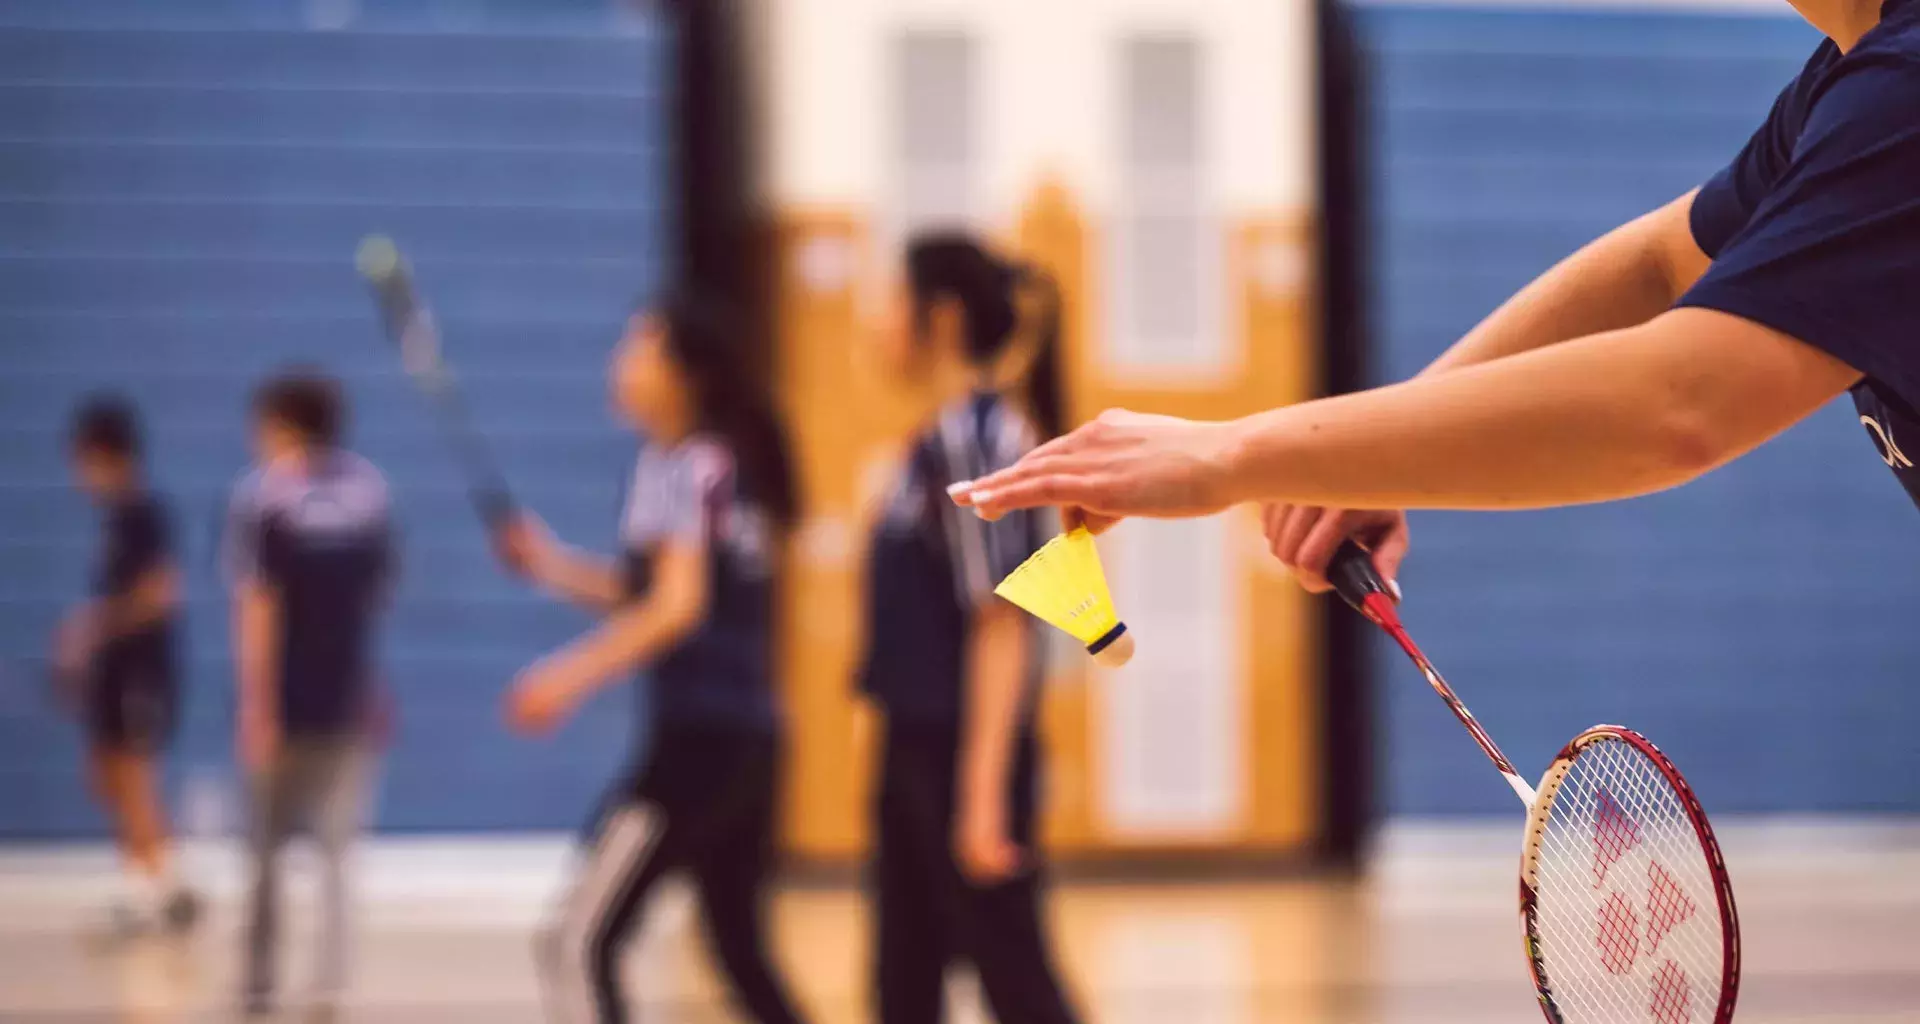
top-left (355, 236), bottom-right (515, 529)
top-left (1328, 541), bottom-right (1739, 1024)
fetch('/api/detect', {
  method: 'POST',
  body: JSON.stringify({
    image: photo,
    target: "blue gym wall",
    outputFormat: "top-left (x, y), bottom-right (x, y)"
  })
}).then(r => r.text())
top-left (6, 1), bottom-right (1916, 837)
top-left (0, 0), bottom-right (667, 837)
top-left (1357, 4), bottom-right (1920, 816)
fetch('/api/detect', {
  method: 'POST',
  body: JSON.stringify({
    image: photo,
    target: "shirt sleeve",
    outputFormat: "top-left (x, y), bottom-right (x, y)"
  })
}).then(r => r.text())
top-left (621, 443), bottom-right (724, 550)
top-left (1688, 66), bottom-right (1809, 259)
top-left (938, 403), bottom-right (1041, 608)
top-left (1678, 60), bottom-right (1920, 400)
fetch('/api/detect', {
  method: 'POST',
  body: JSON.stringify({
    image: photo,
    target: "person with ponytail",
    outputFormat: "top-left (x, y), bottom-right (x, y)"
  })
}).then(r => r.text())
top-left (493, 293), bottom-right (811, 1024)
top-left (857, 231), bottom-right (1081, 1024)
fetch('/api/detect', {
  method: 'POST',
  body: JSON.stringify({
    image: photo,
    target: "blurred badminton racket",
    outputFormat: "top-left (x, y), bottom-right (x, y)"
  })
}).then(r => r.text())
top-left (1328, 541), bottom-right (1739, 1024)
top-left (355, 236), bottom-right (515, 528)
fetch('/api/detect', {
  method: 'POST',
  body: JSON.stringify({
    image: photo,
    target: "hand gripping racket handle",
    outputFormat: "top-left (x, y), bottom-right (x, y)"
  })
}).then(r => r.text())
top-left (1328, 541), bottom-right (1536, 805)
top-left (1328, 540), bottom-right (1393, 615)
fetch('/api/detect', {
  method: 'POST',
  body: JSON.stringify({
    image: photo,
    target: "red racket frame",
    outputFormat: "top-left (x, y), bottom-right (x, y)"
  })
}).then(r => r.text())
top-left (1328, 542), bottom-right (1740, 1023)
top-left (1519, 725), bottom-right (1742, 1024)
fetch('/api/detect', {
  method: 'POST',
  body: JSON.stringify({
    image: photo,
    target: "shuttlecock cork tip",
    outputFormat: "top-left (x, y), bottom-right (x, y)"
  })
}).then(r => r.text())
top-left (1088, 623), bottom-right (1134, 668)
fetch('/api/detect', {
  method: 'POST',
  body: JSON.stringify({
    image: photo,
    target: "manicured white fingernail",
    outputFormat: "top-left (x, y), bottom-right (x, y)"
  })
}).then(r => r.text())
top-left (970, 489), bottom-right (994, 507)
top-left (1389, 578), bottom-right (1403, 601)
top-left (946, 481), bottom-right (973, 498)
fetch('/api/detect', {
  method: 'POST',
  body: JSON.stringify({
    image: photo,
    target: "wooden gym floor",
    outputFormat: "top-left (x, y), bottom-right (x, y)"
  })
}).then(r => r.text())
top-left (0, 821), bottom-right (1915, 1023)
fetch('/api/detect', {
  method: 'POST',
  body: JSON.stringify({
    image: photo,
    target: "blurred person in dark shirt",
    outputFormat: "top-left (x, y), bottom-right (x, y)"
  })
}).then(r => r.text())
top-left (494, 294), bottom-right (811, 1024)
top-left (57, 395), bottom-right (200, 939)
top-left (223, 371), bottom-right (394, 1021)
top-left (859, 234), bottom-right (1082, 1024)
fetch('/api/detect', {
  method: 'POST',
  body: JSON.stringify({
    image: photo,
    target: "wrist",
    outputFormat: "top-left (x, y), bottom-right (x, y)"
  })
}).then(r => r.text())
top-left (1208, 415), bottom-right (1272, 506)
top-left (535, 541), bottom-right (584, 590)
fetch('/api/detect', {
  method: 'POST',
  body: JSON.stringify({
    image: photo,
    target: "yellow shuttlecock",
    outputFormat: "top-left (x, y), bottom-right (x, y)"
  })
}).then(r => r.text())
top-left (994, 528), bottom-right (1134, 668)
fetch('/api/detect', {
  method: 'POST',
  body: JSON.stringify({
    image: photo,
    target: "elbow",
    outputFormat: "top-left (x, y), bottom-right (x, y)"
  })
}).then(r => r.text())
top-left (1648, 404), bottom-right (1728, 484)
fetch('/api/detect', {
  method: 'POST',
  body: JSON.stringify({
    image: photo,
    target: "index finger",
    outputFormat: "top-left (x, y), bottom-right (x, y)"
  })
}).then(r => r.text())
top-left (970, 471), bottom-right (1107, 521)
top-left (948, 427), bottom-right (1096, 507)
top-left (947, 453), bottom-right (1066, 509)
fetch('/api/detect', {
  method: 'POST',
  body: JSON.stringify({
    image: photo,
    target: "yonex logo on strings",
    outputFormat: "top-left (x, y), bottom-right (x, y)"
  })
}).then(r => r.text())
top-left (1592, 790), bottom-right (1700, 1024)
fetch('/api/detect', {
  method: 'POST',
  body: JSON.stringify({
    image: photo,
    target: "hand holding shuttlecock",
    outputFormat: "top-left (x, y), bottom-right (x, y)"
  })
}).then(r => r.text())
top-left (994, 528), bottom-right (1134, 668)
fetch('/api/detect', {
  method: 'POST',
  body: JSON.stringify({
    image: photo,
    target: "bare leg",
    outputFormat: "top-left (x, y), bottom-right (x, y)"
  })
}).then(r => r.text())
top-left (100, 751), bottom-right (170, 878)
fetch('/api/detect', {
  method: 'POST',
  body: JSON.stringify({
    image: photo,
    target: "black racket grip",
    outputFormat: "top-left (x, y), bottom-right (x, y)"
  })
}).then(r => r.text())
top-left (1328, 540), bottom-right (1392, 614)
top-left (471, 487), bottom-right (516, 530)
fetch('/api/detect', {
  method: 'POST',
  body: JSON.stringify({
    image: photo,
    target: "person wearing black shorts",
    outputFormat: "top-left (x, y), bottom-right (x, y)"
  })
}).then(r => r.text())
top-left (858, 233), bottom-right (1081, 1024)
top-left (496, 294), bottom-right (811, 1024)
top-left (58, 396), bottom-right (198, 938)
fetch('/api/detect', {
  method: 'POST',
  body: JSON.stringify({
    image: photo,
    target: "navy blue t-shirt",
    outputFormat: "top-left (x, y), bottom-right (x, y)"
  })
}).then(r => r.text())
top-left (860, 391), bottom-right (1046, 726)
top-left (1679, 0), bottom-right (1920, 507)
top-left (620, 435), bottom-right (780, 732)
top-left (92, 491), bottom-right (178, 689)
top-left (224, 451), bottom-right (394, 735)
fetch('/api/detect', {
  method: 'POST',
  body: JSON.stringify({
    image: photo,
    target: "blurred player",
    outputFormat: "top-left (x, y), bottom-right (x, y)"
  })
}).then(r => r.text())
top-left (858, 233), bottom-right (1081, 1024)
top-left (224, 372), bottom-right (394, 1020)
top-left (56, 396), bottom-right (200, 939)
top-left (495, 295), bottom-right (810, 1024)
top-left (953, 1), bottom-right (1920, 588)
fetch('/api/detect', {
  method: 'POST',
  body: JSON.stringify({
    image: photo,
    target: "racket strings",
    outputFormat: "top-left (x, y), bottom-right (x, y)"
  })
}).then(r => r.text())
top-left (1532, 738), bottom-right (1724, 1023)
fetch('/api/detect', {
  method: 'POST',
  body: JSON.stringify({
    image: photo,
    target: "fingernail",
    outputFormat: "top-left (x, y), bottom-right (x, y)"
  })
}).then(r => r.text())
top-left (946, 481), bottom-right (973, 498)
top-left (1389, 578), bottom-right (1403, 601)
top-left (970, 489), bottom-right (994, 506)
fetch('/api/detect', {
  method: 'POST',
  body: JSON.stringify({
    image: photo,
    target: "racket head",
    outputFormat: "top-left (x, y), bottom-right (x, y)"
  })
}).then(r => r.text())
top-left (356, 235), bottom-right (445, 385)
top-left (1520, 726), bottom-right (1739, 1024)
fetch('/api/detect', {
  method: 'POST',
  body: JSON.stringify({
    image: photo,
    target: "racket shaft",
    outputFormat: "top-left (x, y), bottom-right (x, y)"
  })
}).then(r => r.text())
top-left (1371, 602), bottom-right (1537, 806)
top-left (431, 388), bottom-right (514, 526)
top-left (359, 244), bottom-right (514, 527)
top-left (1328, 542), bottom-right (1535, 805)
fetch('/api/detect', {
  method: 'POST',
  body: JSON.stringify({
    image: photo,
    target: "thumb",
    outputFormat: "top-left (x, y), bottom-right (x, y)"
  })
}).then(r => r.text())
top-left (1371, 529), bottom-right (1410, 598)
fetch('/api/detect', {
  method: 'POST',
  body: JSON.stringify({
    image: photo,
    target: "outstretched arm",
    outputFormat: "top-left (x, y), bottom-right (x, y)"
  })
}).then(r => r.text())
top-left (956, 307), bottom-right (1859, 517)
top-left (504, 541), bottom-right (708, 733)
top-left (1261, 191), bottom-right (1709, 589)
top-left (1423, 191), bottom-right (1708, 377)
top-left (494, 513), bottom-right (624, 611)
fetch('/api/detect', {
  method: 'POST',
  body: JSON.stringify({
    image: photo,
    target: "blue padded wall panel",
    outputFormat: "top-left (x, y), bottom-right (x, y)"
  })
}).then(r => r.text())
top-left (1357, 5), bottom-right (1920, 816)
top-left (0, 1), bottom-right (665, 837)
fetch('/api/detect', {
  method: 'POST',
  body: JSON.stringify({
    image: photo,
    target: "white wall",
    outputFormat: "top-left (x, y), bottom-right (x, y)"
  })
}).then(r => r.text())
top-left (765, 0), bottom-right (1317, 220)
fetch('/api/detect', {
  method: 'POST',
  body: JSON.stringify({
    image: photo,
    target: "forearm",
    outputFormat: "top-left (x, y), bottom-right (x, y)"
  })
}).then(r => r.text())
top-left (961, 608), bottom-right (1028, 815)
top-left (98, 567), bottom-right (178, 638)
top-left (1422, 192), bottom-right (1706, 377)
top-left (1220, 309), bottom-right (1855, 511)
top-left (534, 598), bottom-right (699, 700)
top-left (535, 544), bottom-right (625, 611)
